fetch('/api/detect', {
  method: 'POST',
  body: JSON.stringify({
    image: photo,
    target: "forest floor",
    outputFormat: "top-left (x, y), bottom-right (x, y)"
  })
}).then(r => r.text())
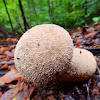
top-left (0, 23), bottom-right (100, 100)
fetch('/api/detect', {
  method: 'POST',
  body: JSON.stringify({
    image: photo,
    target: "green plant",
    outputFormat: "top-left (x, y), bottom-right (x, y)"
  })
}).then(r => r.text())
top-left (0, 0), bottom-right (100, 34)
top-left (92, 16), bottom-right (100, 23)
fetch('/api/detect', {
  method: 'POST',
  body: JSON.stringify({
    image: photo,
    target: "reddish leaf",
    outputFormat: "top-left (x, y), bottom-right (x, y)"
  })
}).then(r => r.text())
top-left (27, 86), bottom-right (35, 99)
top-left (84, 29), bottom-right (92, 35)
top-left (1, 64), bottom-right (8, 69)
top-left (0, 92), bottom-right (2, 97)
top-left (11, 81), bottom-right (24, 98)
top-left (0, 69), bottom-right (23, 85)
top-left (6, 38), bottom-right (18, 42)
top-left (23, 82), bottom-right (35, 99)
top-left (1, 55), bottom-right (7, 59)
top-left (76, 42), bottom-right (81, 47)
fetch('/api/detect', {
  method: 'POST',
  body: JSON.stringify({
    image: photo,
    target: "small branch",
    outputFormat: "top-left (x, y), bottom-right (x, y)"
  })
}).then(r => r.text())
top-left (15, 17), bottom-right (24, 33)
top-left (3, 0), bottom-right (15, 33)
top-left (18, 0), bottom-right (29, 31)
top-left (86, 84), bottom-right (90, 100)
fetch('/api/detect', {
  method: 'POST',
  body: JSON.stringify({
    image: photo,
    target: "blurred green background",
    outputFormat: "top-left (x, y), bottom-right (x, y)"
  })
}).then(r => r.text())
top-left (0, 0), bottom-right (100, 37)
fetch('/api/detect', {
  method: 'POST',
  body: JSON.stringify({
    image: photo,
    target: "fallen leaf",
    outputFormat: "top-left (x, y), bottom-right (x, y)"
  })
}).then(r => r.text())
top-left (0, 47), bottom-right (8, 53)
top-left (23, 83), bottom-right (35, 99)
top-left (0, 88), bottom-right (24, 100)
top-left (14, 91), bottom-right (24, 100)
top-left (0, 56), bottom-right (9, 62)
top-left (0, 60), bottom-right (14, 65)
top-left (97, 82), bottom-right (100, 89)
top-left (0, 92), bottom-right (2, 97)
top-left (92, 76), bottom-right (96, 89)
top-left (10, 58), bottom-right (14, 60)
top-left (77, 27), bottom-right (82, 33)
top-left (0, 69), bottom-right (23, 85)
top-left (11, 49), bottom-right (15, 54)
top-left (4, 51), bottom-right (14, 58)
top-left (27, 86), bottom-right (35, 99)
top-left (76, 42), bottom-right (81, 47)
top-left (84, 32), bottom-right (96, 39)
top-left (1, 55), bottom-right (7, 59)
top-left (1, 80), bottom-right (35, 100)
top-left (23, 82), bottom-right (28, 99)
top-left (0, 88), bottom-right (15, 100)
top-left (1, 64), bottom-right (8, 69)
top-left (84, 29), bottom-right (93, 35)
top-left (11, 81), bottom-right (24, 98)
top-left (92, 88), bottom-right (100, 95)
top-left (6, 38), bottom-right (18, 42)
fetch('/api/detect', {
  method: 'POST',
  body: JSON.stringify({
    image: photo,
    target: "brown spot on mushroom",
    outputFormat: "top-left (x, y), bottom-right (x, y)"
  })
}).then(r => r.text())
top-left (80, 51), bottom-right (82, 54)
top-left (17, 58), bottom-right (20, 60)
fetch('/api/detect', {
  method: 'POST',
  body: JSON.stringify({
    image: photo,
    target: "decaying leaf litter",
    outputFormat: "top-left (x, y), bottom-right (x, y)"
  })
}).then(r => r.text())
top-left (0, 23), bottom-right (100, 100)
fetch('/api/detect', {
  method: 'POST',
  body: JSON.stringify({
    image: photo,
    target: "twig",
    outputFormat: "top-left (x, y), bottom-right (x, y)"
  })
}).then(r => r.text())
top-left (86, 84), bottom-right (90, 100)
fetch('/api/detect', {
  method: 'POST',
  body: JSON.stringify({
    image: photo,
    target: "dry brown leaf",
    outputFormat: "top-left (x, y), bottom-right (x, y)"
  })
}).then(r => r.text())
top-left (0, 47), bottom-right (8, 53)
top-left (1, 55), bottom-right (7, 59)
top-left (23, 82), bottom-right (29, 99)
top-left (1, 64), bottom-right (13, 70)
top-left (0, 88), bottom-right (24, 100)
top-left (14, 91), bottom-right (24, 100)
top-left (11, 81), bottom-right (24, 98)
top-left (84, 32), bottom-right (96, 38)
top-left (76, 42), bottom-right (81, 47)
top-left (6, 38), bottom-right (18, 42)
top-left (1, 64), bottom-right (8, 69)
top-left (11, 48), bottom-right (15, 54)
top-left (23, 83), bottom-right (35, 100)
top-left (0, 56), bottom-right (9, 62)
top-left (92, 89), bottom-right (100, 95)
top-left (0, 69), bottom-right (23, 85)
top-left (0, 88), bottom-right (15, 100)
top-left (0, 92), bottom-right (2, 97)
top-left (4, 51), bottom-right (14, 58)
top-left (27, 86), bottom-right (35, 99)
top-left (1, 80), bottom-right (35, 100)
top-left (10, 58), bottom-right (14, 60)
top-left (84, 29), bottom-right (93, 35)
top-left (97, 82), bottom-right (100, 89)
top-left (0, 60), bottom-right (14, 65)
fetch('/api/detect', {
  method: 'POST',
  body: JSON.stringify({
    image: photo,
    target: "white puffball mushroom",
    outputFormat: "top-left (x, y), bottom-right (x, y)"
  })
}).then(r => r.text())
top-left (59, 48), bottom-right (97, 82)
top-left (14, 24), bottom-right (73, 84)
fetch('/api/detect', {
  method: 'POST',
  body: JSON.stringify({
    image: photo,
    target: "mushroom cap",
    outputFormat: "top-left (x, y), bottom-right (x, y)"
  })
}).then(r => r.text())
top-left (59, 48), bottom-right (97, 82)
top-left (14, 24), bottom-right (73, 84)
